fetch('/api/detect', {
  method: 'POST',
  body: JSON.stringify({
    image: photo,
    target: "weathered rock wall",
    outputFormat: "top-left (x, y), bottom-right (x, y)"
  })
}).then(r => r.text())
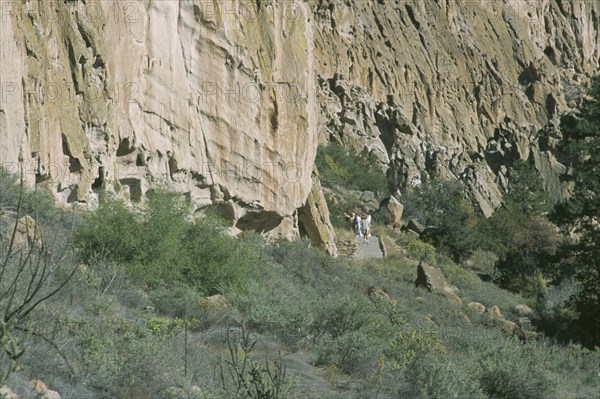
top-left (1, 0), bottom-right (598, 238)
top-left (313, 0), bottom-right (599, 215)
top-left (0, 0), bottom-right (319, 239)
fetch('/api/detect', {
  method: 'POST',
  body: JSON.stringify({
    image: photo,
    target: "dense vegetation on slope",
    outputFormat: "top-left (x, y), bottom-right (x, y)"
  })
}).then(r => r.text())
top-left (1, 169), bottom-right (599, 398)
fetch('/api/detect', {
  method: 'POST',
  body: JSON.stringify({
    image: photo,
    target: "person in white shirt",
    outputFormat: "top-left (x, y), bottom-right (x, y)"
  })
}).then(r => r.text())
top-left (353, 213), bottom-right (362, 237)
top-left (361, 212), bottom-right (371, 244)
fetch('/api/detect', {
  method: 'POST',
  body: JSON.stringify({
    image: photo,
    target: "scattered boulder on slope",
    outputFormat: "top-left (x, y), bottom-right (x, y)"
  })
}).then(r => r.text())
top-left (486, 305), bottom-right (530, 339)
top-left (1, 215), bottom-right (43, 254)
top-left (197, 294), bottom-right (233, 312)
top-left (367, 286), bottom-right (397, 306)
top-left (0, 386), bottom-right (18, 399)
top-left (378, 196), bottom-right (404, 227)
top-left (407, 219), bottom-right (425, 235)
top-left (514, 304), bottom-right (535, 317)
top-left (488, 305), bottom-right (503, 319)
top-left (30, 380), bottom-right (60, 399)
top-left (467, 302), bottom-right (486, 313)
top-left (414, 262), bottom-right (462, 305)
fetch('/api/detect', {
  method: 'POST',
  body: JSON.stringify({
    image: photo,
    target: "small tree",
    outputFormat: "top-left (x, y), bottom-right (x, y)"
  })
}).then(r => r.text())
top-left (494, 216), bottom-right (561, 299)
top-left (404, 180), bottom-right (480, 263)
top-left (551, 75), bottom-right (600, 346)
top-left (504, 160), bottom-right (551, 218)
top-left (482, 159), bottom-right (555, 296)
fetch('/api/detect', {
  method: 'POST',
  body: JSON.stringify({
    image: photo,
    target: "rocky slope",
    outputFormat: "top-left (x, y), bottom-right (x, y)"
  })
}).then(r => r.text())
top-left (1, 0), bottom-right (598, 241)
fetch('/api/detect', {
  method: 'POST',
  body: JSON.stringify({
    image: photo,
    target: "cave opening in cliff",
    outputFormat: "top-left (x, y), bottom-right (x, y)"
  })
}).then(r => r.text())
top-left (168, 156), bottom-right (179, 179)
top-left (66, 186), bottom-right (79, 204)
top-left (92, 166), bottom-right (104, 190)
top-left (213, 203), bottom-right (235, 222)
top-left (119, 178), bottom-right (142, 202)
top-left (544, 46), bottom-right (557, 65)
top-left (116, 138), bottom-right (135, 157)
top-left (297, 217), bottom-right (308, 239)
top-left (235, 211), bottom-right (283, 234)
top-left (518, 64), bottom-right (540, 85)
top-left (62, 135), bottom-right (82, 173)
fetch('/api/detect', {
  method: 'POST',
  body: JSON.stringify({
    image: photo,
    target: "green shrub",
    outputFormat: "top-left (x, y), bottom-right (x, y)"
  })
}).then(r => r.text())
top-left (318, 326), bottom-right (385, 374)
top-left (494, 216), bottom-right (560, 299)
top-left (309, 296), bottom-right (374, 342)
top-left (405, 240), bottom-right (437, 264)
top-left (75, 199), bottom-right (143, 264)
top-left (323, 192), bottom-right (363, 229)
top-left (477, 353), bottom-right (556, 399)
top-left (456, 333), bottom-right (558, 399)
top-left (146, 317), bottom-right (185, 336)
top-left (138, 190), bottom-right (189, 283)
top-left (181, 214), bottom-right (256, 295)
top-left (311, 296), bottom-right (394, 374)
top-left (148, 284), bottom-right (202, 318)
top-left (75, 194), bottom-right (259, 294)
top-left (315, 143), bottom-right (388, 195)
top-left (386, 325), bottom-right (446, 371)
top-left (229, 279), bottom-right (299, 335)
top-left (402, 180), bottom-right (482, 263)
top-left (401, 353), bottom-right (486, 399)
top-left (0, 167), bottom-right (62, 224)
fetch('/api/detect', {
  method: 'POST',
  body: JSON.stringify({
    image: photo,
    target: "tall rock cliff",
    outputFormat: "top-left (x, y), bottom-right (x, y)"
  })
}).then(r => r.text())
top-left (1, 0), bottom-right (328, 242)
top-left (313, 0), bottom-right (599, 215)
top-left (1, 0), bottom-right (598, 240)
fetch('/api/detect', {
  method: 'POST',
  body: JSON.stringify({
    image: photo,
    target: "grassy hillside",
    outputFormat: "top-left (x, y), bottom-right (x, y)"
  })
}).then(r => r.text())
top-left (1, 171), bottom-right (599, 399)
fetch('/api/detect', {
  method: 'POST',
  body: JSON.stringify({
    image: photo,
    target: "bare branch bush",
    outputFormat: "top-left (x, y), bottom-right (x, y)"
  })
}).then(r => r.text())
top-left (219, 322), bottom-right (292, 399)
top-left (0, 167), bottom-right (78, 385)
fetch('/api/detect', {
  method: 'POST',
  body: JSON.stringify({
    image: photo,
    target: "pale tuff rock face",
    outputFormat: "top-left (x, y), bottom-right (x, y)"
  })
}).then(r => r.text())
top-left (0, 0), bottom-right (317, 238)
top-left (313, 0), bottom-right (599, 216)
top-left (1, 1), bottom-right (598, 237)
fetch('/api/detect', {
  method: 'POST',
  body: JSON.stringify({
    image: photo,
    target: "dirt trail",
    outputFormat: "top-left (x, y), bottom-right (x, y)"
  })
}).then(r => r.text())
top-left (355, 235), bottom-right (384, 259)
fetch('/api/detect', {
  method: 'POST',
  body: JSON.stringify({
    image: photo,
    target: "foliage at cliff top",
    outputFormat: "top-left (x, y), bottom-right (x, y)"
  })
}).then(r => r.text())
top-left (316, 143), bottom-right (389, 195)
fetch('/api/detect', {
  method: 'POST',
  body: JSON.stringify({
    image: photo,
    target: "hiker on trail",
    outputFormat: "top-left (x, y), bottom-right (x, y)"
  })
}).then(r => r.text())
top-left (361, 212), bottom-right (371, 244)
top-left (353, 213), bottom-right (362, 237)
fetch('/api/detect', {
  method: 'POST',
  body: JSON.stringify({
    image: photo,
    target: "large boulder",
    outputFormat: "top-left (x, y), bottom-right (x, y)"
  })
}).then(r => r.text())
top-left (1, 215), bottom-right (43, 254)
top-left (467, 302), bottom-right (486, 313)
top-left (514, 304), bottom-right (535, 317)
top-left (367, 286), bottom-right (397, 306)
top-left (407, 219), bottom-right (425, 235)
top-left (297, 174), bottom-right (338, 257)
top-left (30, 380), bottom-right (60, 399)
top-left (378, 196), bottom-right (404, 226)
top-left (415, 262), bottom-right (462, 305)
top-left (0, 386), bottom-right (18, 399)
